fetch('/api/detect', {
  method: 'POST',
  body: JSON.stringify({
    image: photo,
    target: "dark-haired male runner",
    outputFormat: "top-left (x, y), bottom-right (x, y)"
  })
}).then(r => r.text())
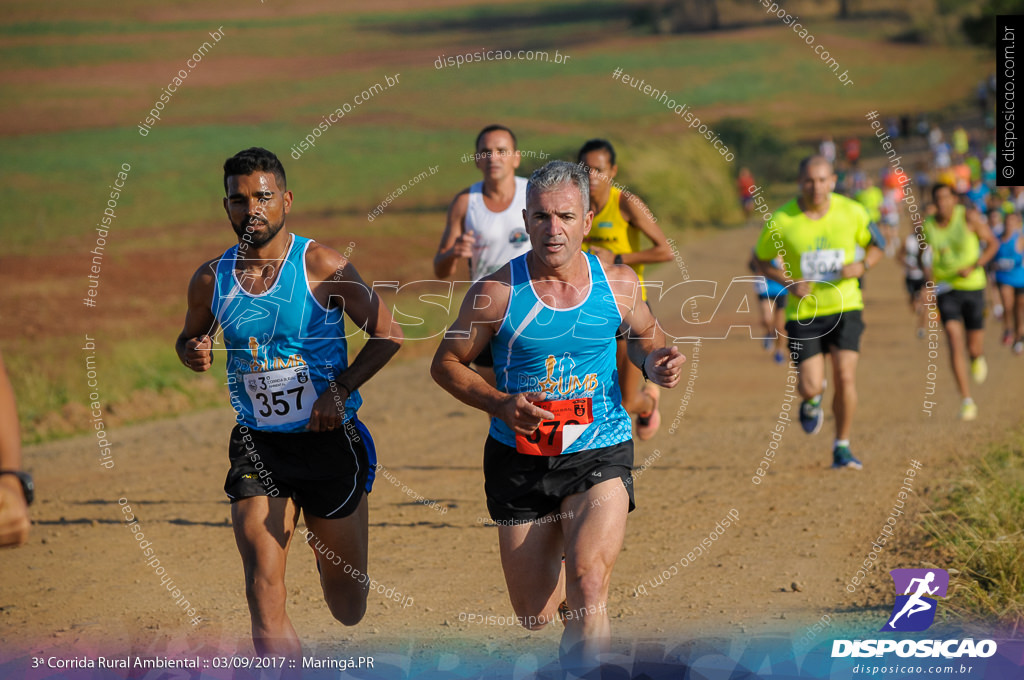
top-left (176, 147), bottom-right (402, 655)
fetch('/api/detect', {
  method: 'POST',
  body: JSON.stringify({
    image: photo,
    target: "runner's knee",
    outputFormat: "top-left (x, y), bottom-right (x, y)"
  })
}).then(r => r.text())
top-left (565, 560), bottom-right (611, 604)
top-left (834, 365), bottom-right (857, 387)
top-left (508, 593), bottom-right (557, 628)
top-left (798, 376), bottom-right (823, 398)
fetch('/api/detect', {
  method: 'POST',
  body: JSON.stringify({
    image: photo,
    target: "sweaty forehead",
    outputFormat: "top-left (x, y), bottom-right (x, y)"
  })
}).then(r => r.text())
top-left (478, 131), bottom-right (515, 151)
top-left (228, 172), bottom-right (280, 194)
top-left (582, 150), bottom-right (612, 170)
top-left (528, 183), bottom-right (583, 213)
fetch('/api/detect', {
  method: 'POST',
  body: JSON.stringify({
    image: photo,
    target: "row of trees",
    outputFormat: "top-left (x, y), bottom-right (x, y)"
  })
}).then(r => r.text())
top-left (645, 0), bottom-right (1011, 45)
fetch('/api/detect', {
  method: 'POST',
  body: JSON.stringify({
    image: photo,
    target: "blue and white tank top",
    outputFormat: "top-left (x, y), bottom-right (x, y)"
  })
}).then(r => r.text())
top-left (489, 252), bottom-right (632, 454)
top-left (211, 234), bottom-right (361, 432)
top-left (994, 231), bottom-right (1024, 288)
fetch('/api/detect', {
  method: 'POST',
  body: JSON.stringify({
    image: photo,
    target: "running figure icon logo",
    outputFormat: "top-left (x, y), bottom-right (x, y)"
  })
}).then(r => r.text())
top-left (881, 568), bottom-right (949, 632)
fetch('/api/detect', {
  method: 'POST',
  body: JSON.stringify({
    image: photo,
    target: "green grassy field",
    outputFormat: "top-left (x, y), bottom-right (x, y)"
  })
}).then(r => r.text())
top-left (2, 6), bottom-right (988, 252)
top-left (0, 2), bottom-right (992, 441)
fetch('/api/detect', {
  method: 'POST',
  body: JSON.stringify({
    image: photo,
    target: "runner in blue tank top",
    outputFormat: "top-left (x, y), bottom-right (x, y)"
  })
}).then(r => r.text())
top-left (176, 148), bottom-right (403, 658)
top-left (994, 212), bottom-right (1024, 353)
top-left (431, 161), bottom-right (684, 673)
top-left (748, 248), bottom-right (789, 363)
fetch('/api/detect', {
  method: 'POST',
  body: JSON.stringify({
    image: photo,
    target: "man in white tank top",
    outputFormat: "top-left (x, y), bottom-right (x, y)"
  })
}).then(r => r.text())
top-left (434, 125), bottom-right (530, 383)
top-left (899, 230), bottom-right (930, 338)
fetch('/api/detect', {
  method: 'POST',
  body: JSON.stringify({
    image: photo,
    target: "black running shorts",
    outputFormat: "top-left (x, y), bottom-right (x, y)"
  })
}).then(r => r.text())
top-left (483, 436), bottom-right (635, 523)
top-left (223, 418), bottom-right (375, 519)
top-left (936, 289), bottom-right (985, 331)
top-left (785, 310), bottom-right (865, 364)
top-left (905, 277), bottom-right (925, 299)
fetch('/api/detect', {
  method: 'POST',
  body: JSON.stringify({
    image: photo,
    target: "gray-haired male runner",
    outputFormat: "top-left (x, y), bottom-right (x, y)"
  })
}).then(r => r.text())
top-left (432, 160), bottom-right (683, 671)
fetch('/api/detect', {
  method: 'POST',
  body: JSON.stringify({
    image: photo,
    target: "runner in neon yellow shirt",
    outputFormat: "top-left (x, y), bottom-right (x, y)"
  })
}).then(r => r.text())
top-left (855, 178), bottom-right (884, 225)
top-left (920, 183), bottom-right (999, 421)
top-left (755, 156), bottom-right (884, 470)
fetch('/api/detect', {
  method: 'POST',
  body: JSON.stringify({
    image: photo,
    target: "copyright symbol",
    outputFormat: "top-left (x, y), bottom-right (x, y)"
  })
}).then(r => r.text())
top-left (1003, 166), bottom-right (1015, 179)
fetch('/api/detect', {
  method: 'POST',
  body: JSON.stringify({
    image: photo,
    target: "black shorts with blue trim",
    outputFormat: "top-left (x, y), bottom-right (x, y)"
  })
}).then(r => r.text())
top-left (223, 416), bottom-right (376, 519)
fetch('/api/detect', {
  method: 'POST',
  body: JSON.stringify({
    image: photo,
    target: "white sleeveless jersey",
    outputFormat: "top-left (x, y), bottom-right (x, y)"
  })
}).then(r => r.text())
top-left (904, 233), bottom-right (930, 280)
top-left (464, 176), bottom-right (530, 281)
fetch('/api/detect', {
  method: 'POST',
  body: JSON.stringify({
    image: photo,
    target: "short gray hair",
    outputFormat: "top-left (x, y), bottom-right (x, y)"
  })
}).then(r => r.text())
top-left (526, 160), bottom-right (589, 212)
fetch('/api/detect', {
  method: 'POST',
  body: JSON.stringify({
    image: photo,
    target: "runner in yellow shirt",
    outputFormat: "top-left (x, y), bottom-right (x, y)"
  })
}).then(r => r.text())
top-left (577, 139), bottom-right (672, 440)
top-left (920, 183), bottom-right (999, 420)
top-left (755, 156), bottom-right (885, 470)
top-left (854, 175), bottom-right (884, 225)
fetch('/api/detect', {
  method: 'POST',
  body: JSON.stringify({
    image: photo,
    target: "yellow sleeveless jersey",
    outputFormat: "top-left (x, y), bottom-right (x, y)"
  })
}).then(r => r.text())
top-left (583, 186), bottom-right (646, 299)
top-left (922, 205), bottom-right (986, 291)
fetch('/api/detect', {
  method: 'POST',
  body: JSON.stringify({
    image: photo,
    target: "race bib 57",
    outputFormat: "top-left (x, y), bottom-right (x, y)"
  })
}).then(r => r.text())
top-left (515, 398), bottom-right (594, 456)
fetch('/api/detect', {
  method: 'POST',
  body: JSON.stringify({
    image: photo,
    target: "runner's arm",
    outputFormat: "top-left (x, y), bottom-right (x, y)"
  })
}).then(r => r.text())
top-left (917, 229), bottom-right (934, 283)
top-left (430, 276), bottom-right (553, 435)
top-left (747, 250), bottom-right (761, 274)
top-left (841, 216), bottom-right (886, 279)
top-left (617, 191), bottom-right (673, 266)
top-left (755, 258), bottom-right (792, 287)
top-left (842, 242), bottom-right (885, 279)
top-left (308, 246), bottom-right (403, 401)
top-left (175, 260), bottom-right (219, 372)
top-left (608, 264), bottom-right (684, 389)
top-left (0, 350), bottom-right (29, 547)
top-left (753, 222), bottom-right (794, 287)
top-left (434, 191), bottom-right (472, 279)
top-left (968, 210), bottom-right (999, 271)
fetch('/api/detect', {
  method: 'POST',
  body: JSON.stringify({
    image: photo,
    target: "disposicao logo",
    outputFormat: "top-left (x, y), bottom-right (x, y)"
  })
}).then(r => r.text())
top-left (831, 568), bottom-right (997, 659)
top-left (882, 568), bottom-right (948, 632)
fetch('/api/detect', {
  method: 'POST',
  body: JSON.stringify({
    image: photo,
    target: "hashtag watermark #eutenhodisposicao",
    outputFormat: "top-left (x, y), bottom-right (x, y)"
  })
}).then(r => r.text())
top-left (611, 67), bottom-right (734, 163)
top-left (84, 163), bottom-right (132, 308)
